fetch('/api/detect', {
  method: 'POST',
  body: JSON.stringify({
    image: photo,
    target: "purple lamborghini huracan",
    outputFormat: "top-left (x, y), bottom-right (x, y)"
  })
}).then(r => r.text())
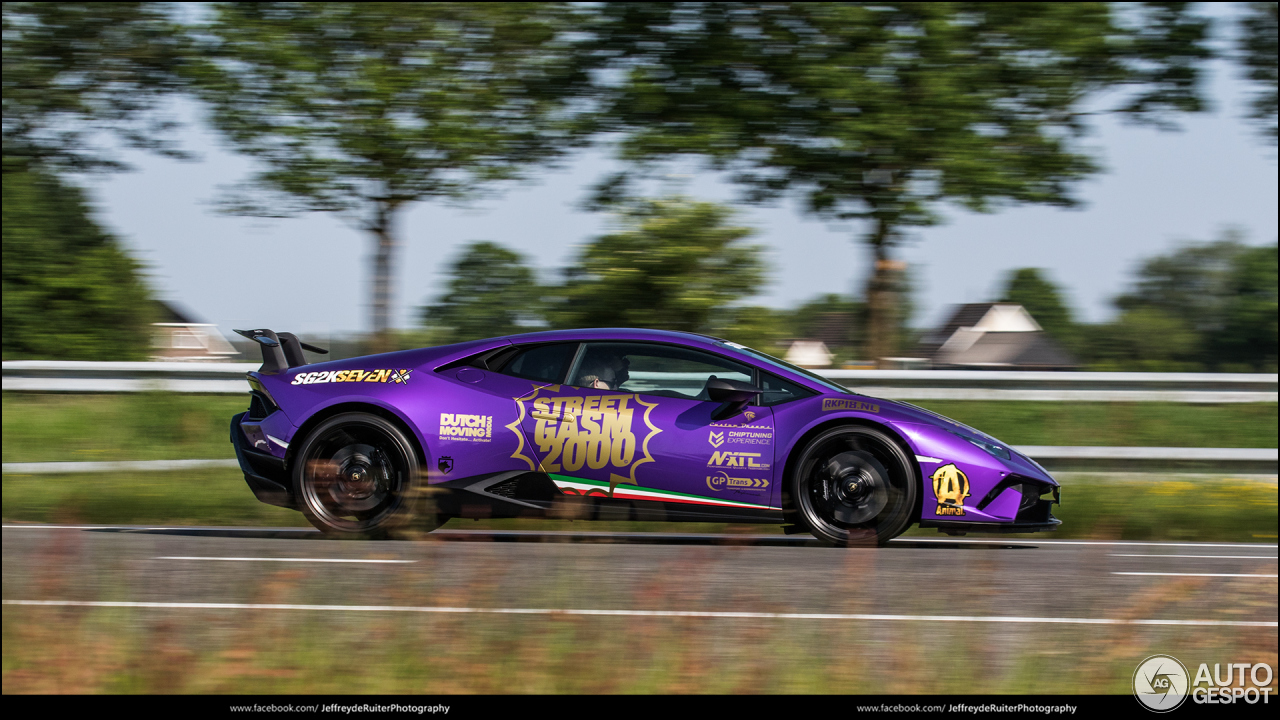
top-left (231, 328), bottom-right (1060, 545)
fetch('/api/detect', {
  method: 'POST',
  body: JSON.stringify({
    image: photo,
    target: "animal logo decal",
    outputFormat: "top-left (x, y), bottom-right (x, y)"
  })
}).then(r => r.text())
top-left (930, 463), bottom-right (971, 516)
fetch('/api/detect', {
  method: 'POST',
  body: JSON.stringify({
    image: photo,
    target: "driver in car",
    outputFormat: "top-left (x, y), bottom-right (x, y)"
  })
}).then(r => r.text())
top-left (575, 352), bottom-right (630, 391)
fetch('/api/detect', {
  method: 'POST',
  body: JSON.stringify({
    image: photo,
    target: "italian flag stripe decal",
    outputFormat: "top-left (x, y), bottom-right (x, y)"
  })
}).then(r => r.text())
top-left (548, 474), bottom-right (771, 510)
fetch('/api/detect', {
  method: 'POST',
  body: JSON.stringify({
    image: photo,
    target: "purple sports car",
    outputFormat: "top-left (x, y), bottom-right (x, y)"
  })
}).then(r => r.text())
top-left (230, 328), bottom-right (1060, 545)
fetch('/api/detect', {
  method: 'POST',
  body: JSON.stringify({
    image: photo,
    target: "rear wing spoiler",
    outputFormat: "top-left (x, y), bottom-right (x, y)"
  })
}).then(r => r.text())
top-left (233, 328), bottom-right (328, 374)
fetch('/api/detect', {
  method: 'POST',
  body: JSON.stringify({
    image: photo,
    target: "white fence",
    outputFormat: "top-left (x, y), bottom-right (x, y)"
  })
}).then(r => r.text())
top-left (3, 361), bottom-right (1276, 403)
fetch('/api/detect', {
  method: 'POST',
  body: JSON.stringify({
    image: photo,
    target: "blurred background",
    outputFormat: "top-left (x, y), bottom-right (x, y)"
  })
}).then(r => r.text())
top-left (2, 1), bottom-right (1276, 694)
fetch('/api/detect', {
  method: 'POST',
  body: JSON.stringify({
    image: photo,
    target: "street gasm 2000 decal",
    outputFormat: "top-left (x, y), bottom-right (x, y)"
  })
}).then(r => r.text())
top-left (508, 385), bottom-right (661, 496)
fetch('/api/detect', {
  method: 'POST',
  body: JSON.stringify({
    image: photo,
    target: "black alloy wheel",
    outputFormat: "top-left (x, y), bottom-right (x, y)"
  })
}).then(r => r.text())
top-left (791, 425), bottom-right (917, 546)
top-left (293, 412), bottom-right (431, 539)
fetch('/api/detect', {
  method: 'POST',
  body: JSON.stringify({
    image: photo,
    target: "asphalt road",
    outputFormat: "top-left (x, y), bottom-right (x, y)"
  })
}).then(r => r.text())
top-left (3, 524), bottom-right (1276, 628)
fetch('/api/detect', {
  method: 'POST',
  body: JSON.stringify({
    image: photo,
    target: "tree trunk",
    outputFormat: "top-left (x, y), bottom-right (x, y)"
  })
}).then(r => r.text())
top-left (863, 218), bottom-right (906, 368)
top-left (369, 203), bottom-right (397, 354)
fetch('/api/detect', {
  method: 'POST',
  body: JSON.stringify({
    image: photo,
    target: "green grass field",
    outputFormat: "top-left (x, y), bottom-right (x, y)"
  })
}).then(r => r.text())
top-left (3, 393), bottom-right (1276, 464)
top-left (5, 590), bottom-right (1274, 693)
top-left (3, 467), bottom-right (1274, 542)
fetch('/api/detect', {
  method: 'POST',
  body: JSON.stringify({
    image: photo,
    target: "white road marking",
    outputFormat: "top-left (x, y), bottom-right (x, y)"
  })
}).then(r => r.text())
top-left (2, 524), bottom-right (1278, 551)
top-left (1110, 554), bottom-right (1277, 560)
top-left (3, 599), bottom-right (1275, 627)
top-left (156, 556), bottom-right (414, 564)
top-left (1112, 572), bottom-right (1278, 578)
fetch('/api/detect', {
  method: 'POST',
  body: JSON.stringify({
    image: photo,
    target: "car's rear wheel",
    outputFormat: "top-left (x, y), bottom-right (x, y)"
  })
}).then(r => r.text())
top-left (293, 412), bottom-right (436, 539)
top-left (791, 425), bottom-right (917, 547)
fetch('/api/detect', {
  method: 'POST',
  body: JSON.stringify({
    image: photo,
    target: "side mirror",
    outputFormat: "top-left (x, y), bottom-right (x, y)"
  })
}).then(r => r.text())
top-left (706, 377), bottom-right (762, 421)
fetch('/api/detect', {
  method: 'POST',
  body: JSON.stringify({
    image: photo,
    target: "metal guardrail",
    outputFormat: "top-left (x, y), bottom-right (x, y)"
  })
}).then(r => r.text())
top-left (2, 361), bottom-right (1276, 402)
top-left (2, 361), bottom-right (258, 394)
top-left (3, 446), bottom-right (1275, 475)
top-left (825, 370), bottom-right (1278, 403)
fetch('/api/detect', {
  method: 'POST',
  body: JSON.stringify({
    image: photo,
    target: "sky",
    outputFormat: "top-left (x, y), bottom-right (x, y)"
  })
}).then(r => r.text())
top-left (85, 7), bottom-right (1277, 339)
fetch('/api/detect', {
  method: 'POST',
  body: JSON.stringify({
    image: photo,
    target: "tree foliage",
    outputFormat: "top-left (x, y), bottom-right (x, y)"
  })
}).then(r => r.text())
top-left (191, 2), bottom-right (592, 341)
top-left (2, 160), bottom-right (155, 360)
top-left (1087, 236), bottom-right (1278, 371)
top-left (421, 242), bottom-right (544, 344)
top-left (555, 197), bottom-right (765, 333)
top-left (2, 2), bottom-right (188, 173)
top-left (1239, 2), bottom-right (1278, 142)
top-left (1217, 243), bottom-right (1278, 370)
top-left (590, 2), bottom-right (1213, 362)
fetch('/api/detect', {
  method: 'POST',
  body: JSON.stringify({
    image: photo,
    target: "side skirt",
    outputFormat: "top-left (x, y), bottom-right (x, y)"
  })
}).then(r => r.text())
top-left (428, 471), bottom-right (783, 524)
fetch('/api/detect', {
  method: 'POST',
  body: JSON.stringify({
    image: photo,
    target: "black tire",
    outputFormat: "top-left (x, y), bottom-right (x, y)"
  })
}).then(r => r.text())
top-left (292, 412), bottom-right (437, 539)
top-left (790, 425), bottom-right (917, 547)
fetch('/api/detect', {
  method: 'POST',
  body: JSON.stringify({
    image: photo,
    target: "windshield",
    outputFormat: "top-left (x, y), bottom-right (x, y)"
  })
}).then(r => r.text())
top-left (714, 341), bottom-right (852, 394)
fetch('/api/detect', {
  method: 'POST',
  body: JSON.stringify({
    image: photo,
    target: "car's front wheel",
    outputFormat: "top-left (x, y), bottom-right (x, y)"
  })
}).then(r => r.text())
top-left (293, 412), bottom-right (435, 539)
top-left (791, 425), bottom-right (917, 546)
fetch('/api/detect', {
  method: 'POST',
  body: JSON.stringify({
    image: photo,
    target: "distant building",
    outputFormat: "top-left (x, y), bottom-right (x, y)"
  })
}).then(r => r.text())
top-left (917, 303), bottom-right (1076, 370)
top-left (150, 301), bottom-right (239, 362)
top-left (784, 340), bottom-right (834, 368)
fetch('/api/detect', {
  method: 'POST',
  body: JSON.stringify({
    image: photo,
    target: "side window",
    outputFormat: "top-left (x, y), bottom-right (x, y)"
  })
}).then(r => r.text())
top-left (570, 342), bottom-right (754, 400)
top-left (758, 372), bottom-right (814, 406)
top-left (498, 343), bottom-right (579, 384)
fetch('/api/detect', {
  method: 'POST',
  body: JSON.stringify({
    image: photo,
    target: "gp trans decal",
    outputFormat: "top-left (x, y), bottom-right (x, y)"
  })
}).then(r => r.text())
top-left (930, 463), bottom-right (971, 516)
top-left (509, 385), bottom-right (661, 496)
top-left (706, 470), bottom-right (769, 493)
top-left (552, 474), bottom-right (770, 510)
top-left (291, 369), bottom-right (412, 385)
top-left (707, 450), bottom-right (769, 470)
top-left (821, 398), bottom-right (879, 413)
top-left (438, 413), bottom-right (492, 442)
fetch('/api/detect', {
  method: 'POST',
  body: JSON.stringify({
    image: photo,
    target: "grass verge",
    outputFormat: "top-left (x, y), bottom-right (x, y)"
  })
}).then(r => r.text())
top-left (4, 393), bottom-right (1277, 464)
top-left (3, 469), bottom-right (1275, 543)
top-left (4, 604), bottom-right (1276, 693)
top-left (3, 393), bottom-right (249, 463)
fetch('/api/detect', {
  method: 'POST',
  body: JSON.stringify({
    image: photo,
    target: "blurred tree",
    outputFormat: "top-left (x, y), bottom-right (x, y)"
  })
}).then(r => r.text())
top-left (1085, 308), bottom-right (1203, 371)
top-left (787, 294), bottom-right (866, 361)
top-left (591, 3), bottom-right (1213, 365)
top-left (708, 305), bottom-right (791, 357)
top-left (2, 2), bottom-right (189, 174)
top-left (998, 268), bottom-right (1076, 347)
top-left (421, 242), bottom-right (544, 343)
top-left (1083, 234), bottom-right (1278, 371)
top-left (1114, 237), bottom-right (1245, 345)
top-left (555, 197), bottom-right (765, 333)
top-left (191, 3), bottom-right (591, 348)
top-left (3, 160), bottom-right (155, 360)
top-left (1239, 2), bottom-right (1278, 142)
top-left (1217, 243), bottom-right (1278, 371)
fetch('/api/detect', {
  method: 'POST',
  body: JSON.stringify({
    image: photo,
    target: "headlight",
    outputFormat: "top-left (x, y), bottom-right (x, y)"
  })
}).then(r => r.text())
top-left (948, 430), bottom-right (1011, 460)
